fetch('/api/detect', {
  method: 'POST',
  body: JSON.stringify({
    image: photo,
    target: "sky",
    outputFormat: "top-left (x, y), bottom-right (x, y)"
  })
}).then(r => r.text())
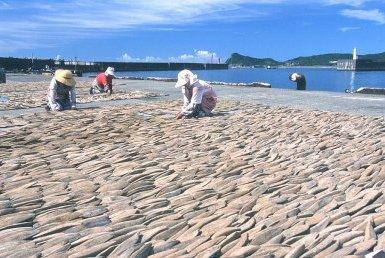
top-left (0, 0), bottom-right (385, 62)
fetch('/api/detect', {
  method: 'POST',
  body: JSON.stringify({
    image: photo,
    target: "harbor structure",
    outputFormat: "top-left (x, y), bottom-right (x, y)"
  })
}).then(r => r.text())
top-left (0, 57), bottom-right (228, 73)
top-left (337, 48), bottom-right (385, 71)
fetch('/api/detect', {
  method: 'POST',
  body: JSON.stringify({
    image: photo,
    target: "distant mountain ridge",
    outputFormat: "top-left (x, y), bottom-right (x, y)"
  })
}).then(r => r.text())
top-left (226, 52), bottom-right (385, 67)
top-left (225, 53), bottom-right (281, 67)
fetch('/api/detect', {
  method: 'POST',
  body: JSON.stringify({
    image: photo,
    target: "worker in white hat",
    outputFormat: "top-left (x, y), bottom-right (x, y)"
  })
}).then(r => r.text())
top-left (175, 69), bottom-right (218, 119)
top-left (90, 67), bottom-right (115, 95)
top-left (46, 69), bottom-right (77, 111)
top-left (289, 73), bottom-right (306, 90)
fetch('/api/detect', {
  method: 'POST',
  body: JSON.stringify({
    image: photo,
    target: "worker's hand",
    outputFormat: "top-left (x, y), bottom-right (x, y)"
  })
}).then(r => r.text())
top-left (176, 113), bottom-right (183, 120)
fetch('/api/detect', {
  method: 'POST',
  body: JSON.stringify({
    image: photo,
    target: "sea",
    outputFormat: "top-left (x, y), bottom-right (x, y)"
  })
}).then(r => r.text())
top-left (109, 67), bottom-right (385, 93)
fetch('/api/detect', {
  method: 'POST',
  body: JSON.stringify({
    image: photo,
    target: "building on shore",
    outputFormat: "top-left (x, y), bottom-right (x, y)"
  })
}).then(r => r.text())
top-left (337, 48), bottom-right (385, 71)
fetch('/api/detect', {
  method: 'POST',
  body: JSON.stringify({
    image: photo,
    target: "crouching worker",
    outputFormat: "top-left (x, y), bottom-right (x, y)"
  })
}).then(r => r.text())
top-left (46, 69), bottom-right (77, 111)
top-left (289, 73), bottom-right (306, 90)
top-left (175, 70), bottom-right (218, 119)
top-left (90, 67), bottom-right (115, 95)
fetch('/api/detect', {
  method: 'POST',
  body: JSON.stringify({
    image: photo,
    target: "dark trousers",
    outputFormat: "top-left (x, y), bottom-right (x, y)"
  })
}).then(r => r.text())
top-left (56, 99), bottom-right (72, 110)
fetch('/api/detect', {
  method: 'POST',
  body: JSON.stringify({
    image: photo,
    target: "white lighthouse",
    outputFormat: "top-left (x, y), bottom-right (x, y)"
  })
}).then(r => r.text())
top-left (353, 48), bottom-right (358, 60)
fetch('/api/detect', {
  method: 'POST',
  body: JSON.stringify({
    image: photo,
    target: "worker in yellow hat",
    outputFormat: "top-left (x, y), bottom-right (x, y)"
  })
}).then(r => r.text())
top-left (46, 69), bottom-right (77, 111)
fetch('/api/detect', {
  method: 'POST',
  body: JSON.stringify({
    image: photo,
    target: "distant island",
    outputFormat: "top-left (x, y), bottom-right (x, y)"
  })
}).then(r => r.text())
top-left (226, 52), bottom-right (385, 67)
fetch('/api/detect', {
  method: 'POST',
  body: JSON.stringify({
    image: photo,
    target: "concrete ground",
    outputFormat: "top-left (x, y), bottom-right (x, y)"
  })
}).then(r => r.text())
top-left (2, 74), bottom-right (385, 117)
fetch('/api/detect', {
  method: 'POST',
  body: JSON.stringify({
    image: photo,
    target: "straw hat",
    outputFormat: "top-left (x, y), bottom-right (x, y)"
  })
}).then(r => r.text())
top-left (175, 69), bottom-right (198, 88)
top-left (55, 69), bottom-right (76, 87)
top-left (105, 67), bottom-right (115, 77)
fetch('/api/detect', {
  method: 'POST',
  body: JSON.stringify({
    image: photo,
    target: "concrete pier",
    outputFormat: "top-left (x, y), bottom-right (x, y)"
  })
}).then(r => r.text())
top-left (337, 59), bottom-right (385, 71)
top-left (0, 57), bottom-right (228, 73)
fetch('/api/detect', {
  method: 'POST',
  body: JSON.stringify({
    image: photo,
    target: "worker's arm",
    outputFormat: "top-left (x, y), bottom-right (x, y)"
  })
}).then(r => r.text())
top-left (69, 86), bottom-right (77, 109)
top-left (180, 87), bottom-right (202, 118)
top-left (182, 89), bottom-right (190, 110)
top-left (105, 76), bottom-right (113, 95)
top-left (47, 78), bottom-right (61, 111)
top-left (177, 88), bottom-right (190, 119)
top-left (106, 84), bottom-right (112, 95)
top-left (184, 87), bottom-right (202, 111)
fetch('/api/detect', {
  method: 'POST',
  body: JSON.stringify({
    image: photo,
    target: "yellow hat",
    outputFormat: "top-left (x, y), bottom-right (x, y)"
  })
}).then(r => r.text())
top-left (55, 69), bottom-right (76, 87)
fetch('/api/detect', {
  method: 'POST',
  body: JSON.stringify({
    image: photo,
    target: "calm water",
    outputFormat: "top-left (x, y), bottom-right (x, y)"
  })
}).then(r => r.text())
top-left (105, 67), bottom-right (385, 93)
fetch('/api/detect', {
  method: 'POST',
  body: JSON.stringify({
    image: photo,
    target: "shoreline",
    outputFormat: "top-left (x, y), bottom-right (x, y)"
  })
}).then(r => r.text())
top-left (104, 76), bottom-right (272, 89)
top-left (1, 75), bottom-right (385, 117)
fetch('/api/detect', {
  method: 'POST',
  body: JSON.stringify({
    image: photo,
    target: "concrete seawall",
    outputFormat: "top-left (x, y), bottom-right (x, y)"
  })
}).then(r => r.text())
top-left (0, 57), bottom-right (228, 72)
top-left (337, 59), bottom-right (385, 71)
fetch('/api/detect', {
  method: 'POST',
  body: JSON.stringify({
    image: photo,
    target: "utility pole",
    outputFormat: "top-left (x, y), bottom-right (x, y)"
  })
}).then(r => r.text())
top-left (31, 53), bottom-right (34, 72)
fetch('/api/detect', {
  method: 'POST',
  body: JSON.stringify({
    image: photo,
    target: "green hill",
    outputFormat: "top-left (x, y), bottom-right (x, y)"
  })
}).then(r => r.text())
top-left (225, 53), bottom-right (282, 67)
top-left (285, 53), bottom-right (351, 66)
top-left (226, 52), bottom-right (385, 67)
top-left (362, 52), bottom-right (385, 61)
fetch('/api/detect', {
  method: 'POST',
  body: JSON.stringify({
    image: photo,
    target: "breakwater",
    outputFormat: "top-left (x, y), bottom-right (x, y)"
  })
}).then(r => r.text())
top-left (337, 59), bottom-right (385, 71)
top-left (0, 57), bottom-right (228, 73)
top-left (356, 87), bottom-right (385, 95)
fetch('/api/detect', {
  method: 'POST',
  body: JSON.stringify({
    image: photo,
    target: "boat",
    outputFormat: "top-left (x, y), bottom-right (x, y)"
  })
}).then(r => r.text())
top-left (356, 87), bottom-right (385, 95)
top-left (250, 82), bottom-right (271, 88)
top-left (266, 65), bottom-right (278, 69)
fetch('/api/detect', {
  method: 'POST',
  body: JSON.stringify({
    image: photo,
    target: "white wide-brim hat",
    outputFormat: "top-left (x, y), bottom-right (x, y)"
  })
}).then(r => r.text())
top-left (55, 69), bottom-right (76, 87)
top-left (290, 73), bottom-right (300, 81)
top-left (105, 67), bottom-right (115, 77)
top-left (175, 69), bottom-right (198, 88)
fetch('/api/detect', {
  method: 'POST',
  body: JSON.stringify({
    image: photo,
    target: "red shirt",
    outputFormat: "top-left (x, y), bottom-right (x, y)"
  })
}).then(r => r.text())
top-left (96, 73), bottom-right (113, 87)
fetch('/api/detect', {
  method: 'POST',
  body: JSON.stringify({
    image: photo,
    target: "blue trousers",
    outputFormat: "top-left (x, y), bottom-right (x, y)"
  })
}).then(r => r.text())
top-left (56, 99), bottom-right (72, 110)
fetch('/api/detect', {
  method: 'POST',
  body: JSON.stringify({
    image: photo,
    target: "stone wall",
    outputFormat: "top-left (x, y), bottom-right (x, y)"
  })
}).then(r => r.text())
top-left (0, 57), bottom-right (228, 73)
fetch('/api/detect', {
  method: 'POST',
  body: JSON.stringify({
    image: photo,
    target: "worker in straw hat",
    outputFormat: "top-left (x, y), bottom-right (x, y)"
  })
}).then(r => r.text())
top-left (90, 67), bottom-right (115, 95)
top-left (175, 69), bottom-right (218, 119)
top-left (46, 69), bottom-right (77, 111)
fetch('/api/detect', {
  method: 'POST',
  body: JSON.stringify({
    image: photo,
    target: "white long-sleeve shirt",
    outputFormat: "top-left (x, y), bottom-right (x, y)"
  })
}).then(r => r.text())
top-left (47, 77), bottom-right (76, 111)
top-left (182, 80), bottom-right (212, 112)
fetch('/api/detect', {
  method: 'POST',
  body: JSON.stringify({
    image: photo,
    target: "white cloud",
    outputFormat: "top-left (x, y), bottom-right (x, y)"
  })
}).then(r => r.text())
top-left (180, 54), bottom-right (195, 60)
top-left (170, 50), bottom-right (220, 63)
top-left (29, 1), bottom-right (270, 30)
top-left (144, 56), bottom-right (163, 62)
top-left (0, 0), bottom-right (381, 53)
top-left (118, 53), bottom-right (163, 63)
top-left (339, 26), bottom-right (360, 32)
top-left (196, 50), bottom-right (216, 58)
top-left (119, 53), bottom-right (144, 62)
top-left (0, 37), bottom-right (45, 52)
top-left (0, 0), bottom-right (268, 52)
top-left (341, 9), bottom-right (385, 24)
top-left (327, 0), bottom-right (369, 7)
top-left (0, 1), bottom-right (11, 9)
top-left (118, 50), bottom-right (221, 63)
